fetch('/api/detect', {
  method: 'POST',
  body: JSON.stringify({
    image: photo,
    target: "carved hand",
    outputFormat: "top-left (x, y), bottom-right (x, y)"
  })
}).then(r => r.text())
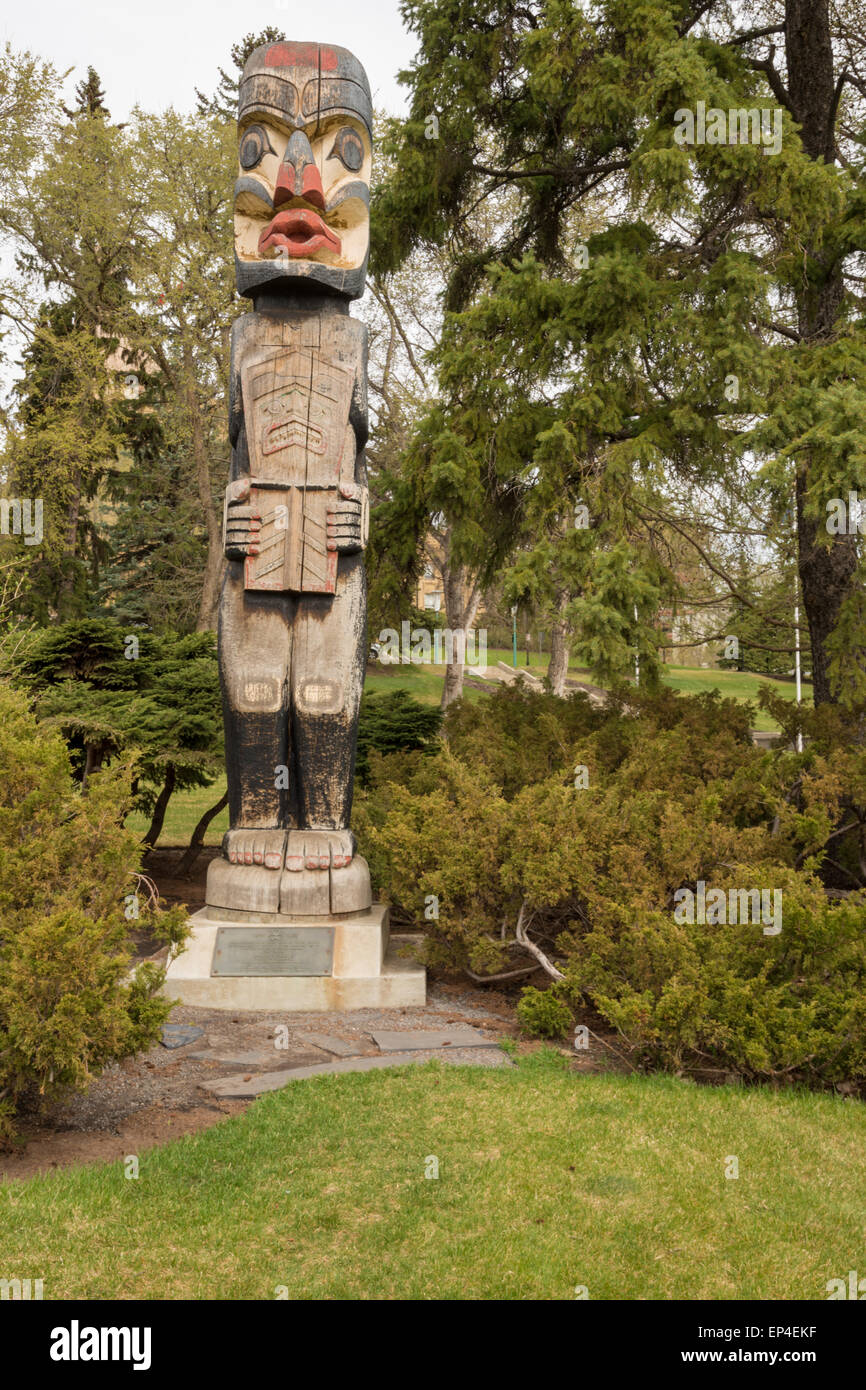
top-left (223, 478), bottom-right (261, 560)
top-left (326, 483), bottom-right (369, 554)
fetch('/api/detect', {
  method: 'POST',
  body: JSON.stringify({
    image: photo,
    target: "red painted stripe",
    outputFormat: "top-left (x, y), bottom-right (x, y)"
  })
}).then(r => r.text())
top-left (265, 42), bottom-right (319, 68)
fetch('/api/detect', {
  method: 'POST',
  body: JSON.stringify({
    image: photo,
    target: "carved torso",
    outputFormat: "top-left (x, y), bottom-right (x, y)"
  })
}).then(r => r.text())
top-left (229, 310), bottom-right (368, 594)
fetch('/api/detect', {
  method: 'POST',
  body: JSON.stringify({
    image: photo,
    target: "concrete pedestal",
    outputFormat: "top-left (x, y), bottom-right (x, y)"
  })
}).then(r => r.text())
top-left (162, 903), bottom-right (426, 1011)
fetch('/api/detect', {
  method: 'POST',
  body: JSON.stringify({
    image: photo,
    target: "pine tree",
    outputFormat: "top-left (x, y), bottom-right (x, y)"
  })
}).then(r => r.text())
top-left (3, 297), bottom-right (123, 622)
top-left (10, 619), bottom-right (223, 845)
top-left (374, 0), bottom-right (866, 706)
top-left (64, 65), bottom-right (109, 119)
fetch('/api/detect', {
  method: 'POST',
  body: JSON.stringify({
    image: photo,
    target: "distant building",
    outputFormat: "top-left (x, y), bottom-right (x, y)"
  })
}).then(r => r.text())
top-left (416, 561), bottom-right (444, 612)
top-left (657, 593), bottom-right (732, 668)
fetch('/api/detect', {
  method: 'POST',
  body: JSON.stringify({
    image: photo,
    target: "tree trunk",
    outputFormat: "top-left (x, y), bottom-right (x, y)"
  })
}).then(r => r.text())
top-left (142, 762), bottom-right (176, 849)
top-left (441, 659), bottom-right (465, 706)
top-left (197, 535), bottom-right (225, 634)
top-left (795, 479), bottom-right (857, 705)
top-left (548, 591), bottom-right (572, 696)
top-left (175, 790), bottom-right (228, 877)
top-left (785, 0), bottom-right (859, 704)
top-left (440, 537), bottom-right (481, 709)
top-left (82, 740), bottom-right (105, 790)
top-left (56, 468), bottom-right (82, 617)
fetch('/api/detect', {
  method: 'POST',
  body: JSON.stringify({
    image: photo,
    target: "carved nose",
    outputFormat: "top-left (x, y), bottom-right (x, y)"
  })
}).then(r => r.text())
top-left (273, 130), bottom-right (325, 210)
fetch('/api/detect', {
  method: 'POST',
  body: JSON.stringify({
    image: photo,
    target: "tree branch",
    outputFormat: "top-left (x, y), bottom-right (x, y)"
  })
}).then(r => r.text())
top-left (515, 900), bottom-right (564, 981)
top-left (748, 51), bottom-right (795, 117)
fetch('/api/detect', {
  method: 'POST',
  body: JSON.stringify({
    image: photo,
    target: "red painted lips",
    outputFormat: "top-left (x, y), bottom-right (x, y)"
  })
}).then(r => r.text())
top-left (258, 209), bottom-right (342, 258)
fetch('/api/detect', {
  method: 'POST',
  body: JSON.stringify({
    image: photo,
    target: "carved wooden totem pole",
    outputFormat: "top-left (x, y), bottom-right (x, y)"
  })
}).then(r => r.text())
top-left (164, 40), bottom-right (425, 1009)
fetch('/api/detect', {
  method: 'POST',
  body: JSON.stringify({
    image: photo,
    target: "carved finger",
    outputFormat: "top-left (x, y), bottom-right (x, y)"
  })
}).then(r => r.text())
top-left (226, 478), bottom-right (251, 504)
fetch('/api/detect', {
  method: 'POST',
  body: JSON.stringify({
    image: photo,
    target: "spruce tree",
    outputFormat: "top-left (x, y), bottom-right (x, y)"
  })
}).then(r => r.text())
top-left (375, 0), bottom-right (866, 705)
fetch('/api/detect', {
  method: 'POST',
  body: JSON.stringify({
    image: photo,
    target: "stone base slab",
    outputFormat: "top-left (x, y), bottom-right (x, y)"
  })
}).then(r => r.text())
top-left (162, 905), bottom-right (426, 1011)
top-left (206, 853), bottom-right (373, 917)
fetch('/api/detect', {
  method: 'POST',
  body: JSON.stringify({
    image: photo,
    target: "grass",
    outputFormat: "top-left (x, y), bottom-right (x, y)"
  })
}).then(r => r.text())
top-left (2, 1052), bottom-right (863, 1299)
top-left (659, 667), bottom-right (811, 732)
top-left (363, 662), bottom-right (453, 704)
top-left (130, 780), bottom-right (230, 845)
top-left (367, 654), bottom-right (811, 732)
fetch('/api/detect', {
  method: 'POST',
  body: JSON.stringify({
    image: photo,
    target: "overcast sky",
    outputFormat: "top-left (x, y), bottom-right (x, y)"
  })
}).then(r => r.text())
top-left (2, 0), bottom-right (416, 119)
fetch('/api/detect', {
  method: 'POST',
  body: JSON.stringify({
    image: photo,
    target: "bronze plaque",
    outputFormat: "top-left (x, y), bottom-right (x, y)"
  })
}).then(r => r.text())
top-left (212, 926), bottom-right (334, 976)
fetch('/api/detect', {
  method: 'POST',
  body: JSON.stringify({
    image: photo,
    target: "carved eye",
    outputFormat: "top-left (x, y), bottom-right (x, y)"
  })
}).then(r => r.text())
top-left (239, 124), bottom-right (273, 170)
top-left (327, 126), bottom-right (364, 172)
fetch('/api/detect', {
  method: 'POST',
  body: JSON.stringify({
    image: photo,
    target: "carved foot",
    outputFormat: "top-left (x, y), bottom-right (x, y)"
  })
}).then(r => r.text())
top-left (223, 828), bottom-right (287, 870)
top-left (284, 829), bottom-right (356, 872)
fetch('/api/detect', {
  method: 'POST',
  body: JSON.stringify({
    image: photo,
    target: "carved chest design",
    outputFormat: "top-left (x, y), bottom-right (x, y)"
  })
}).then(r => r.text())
top-left (239, 323), bottom-right (357, 594)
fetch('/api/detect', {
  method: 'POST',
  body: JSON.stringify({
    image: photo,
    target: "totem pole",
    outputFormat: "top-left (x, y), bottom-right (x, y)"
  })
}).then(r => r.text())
top-left (165, 40), bottom-right (425, 1008)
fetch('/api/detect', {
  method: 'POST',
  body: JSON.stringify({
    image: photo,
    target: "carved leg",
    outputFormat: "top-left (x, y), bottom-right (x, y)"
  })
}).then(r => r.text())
top-left (218, 562), bottom-right (293, 864)
top-left (289, 551), bottom-right (366, 850)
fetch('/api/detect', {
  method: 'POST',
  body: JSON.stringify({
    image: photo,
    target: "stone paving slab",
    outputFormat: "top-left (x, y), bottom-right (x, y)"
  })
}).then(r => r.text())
top-left (160, 1024), bottom-right (205, 1049)
top-left (187, 1049), bottom-right (326, 1070)
top-left (201, 1047), bottom-right (509, 1098)
top-left (371, 1028), bottom-right (499, 1051)
top-left (296, 1032), bottom-right (366, 1057)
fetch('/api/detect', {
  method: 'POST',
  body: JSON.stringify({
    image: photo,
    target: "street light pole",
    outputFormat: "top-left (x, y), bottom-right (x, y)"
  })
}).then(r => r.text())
top-left (794, 596), bottom-right (803, 754)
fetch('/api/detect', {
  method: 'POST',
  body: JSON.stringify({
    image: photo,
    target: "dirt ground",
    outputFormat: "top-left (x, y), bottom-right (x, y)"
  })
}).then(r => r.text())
top-left (1, 848), bottom-right (613, 1181)
top-left (143, 844), bottom-right (219, 914)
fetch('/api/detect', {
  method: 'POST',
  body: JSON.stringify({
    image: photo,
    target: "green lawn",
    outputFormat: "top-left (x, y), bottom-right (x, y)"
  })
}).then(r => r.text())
top-left (363, 662), bottom-right (453, 704)
top-left (369, 650), bottom-right (809, 731)
top-left (2, 1053), bottom-right (862, 1299)
top-left (129, 780), bottom-right (230, 845)
top-left (659, 666), bottom-right (811, 732)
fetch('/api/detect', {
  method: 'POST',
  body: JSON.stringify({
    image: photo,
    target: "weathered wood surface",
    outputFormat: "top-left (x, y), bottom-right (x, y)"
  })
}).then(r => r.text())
top-left (208, 40), bottom-right (374, 917)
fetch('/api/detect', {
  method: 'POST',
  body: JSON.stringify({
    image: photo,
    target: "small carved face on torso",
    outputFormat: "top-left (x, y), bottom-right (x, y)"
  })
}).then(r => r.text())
top-left (234, 41), bottom-right (372, 300)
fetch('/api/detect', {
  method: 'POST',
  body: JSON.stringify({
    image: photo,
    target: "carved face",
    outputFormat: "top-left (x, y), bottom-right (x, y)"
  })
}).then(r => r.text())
top-left (235, 42), bottom-right (372, 300)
